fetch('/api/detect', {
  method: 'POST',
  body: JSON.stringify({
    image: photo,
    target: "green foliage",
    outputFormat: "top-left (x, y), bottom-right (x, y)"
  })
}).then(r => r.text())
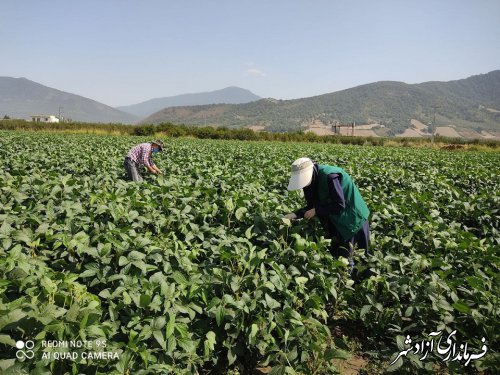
top-left (0, 131), bottom-right (499, 373)
top-left (1, 119), bottom-right (499, 148)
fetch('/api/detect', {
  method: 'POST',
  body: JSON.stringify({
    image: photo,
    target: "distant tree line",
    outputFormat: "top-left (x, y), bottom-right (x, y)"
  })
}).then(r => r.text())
top-left (1, 119), bottom-right (498, 148)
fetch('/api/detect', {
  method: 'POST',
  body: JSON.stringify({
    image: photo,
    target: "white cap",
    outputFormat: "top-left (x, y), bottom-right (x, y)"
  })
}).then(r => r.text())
top-left (287, 157), bottom-right (314, 191)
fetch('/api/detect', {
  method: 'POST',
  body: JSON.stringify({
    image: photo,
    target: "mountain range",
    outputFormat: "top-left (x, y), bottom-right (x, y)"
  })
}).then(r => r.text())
top-left (117, 87), bottom-right (261, 117)
top-left (142, 71), bottom-right (500, 137)
top-left (0, 78), bottom-right (260, 125)
top-left (1, 72), bottom-right (499, 138)
top-left (0, 77), bottom-right (139, 124)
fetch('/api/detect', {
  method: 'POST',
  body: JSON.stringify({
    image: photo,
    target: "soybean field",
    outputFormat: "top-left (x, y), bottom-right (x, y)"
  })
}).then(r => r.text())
top-left (0, 131), bottom-right (498, 374)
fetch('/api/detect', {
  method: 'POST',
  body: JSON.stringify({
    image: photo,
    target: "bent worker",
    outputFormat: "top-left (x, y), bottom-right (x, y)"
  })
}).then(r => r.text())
top-left (284, 157), bottom-right (370, 272)
top-left (124, 140), bottom-right (164, 182)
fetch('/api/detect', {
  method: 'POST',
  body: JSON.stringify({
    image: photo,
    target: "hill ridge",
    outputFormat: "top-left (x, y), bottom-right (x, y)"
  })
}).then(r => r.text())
top-left (0, 77), bottom-right (139, 124)
top-left (141, 70), bottom-right (500, 137)
top-left (117, 86), bottom-right (261, 117)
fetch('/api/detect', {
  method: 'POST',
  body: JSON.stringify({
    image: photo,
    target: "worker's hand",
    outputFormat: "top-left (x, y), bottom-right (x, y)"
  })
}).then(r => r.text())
top-left (283, 213), bottom-right (297, 220)
top-left (157, 169), bottom-right (163, 175)
top-left (304, 208), bottom-right (316, 220)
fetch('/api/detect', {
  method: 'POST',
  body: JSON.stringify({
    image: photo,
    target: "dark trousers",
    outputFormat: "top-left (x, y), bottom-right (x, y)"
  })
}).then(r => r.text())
top-left (124, 157), bottom-right (143, 182)
top-left (327, 220), bottom-right (370, 270)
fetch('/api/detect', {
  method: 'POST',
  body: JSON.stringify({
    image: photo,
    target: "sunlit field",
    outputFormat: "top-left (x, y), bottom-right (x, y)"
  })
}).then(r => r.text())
top-left (1, 131), bottom-right (498, 374)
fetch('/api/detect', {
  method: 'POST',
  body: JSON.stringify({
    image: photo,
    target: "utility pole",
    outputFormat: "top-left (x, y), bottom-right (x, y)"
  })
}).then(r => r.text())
top-left (58, 106), bottom-right (64, 122)
top-left (431, 104), bottom-right (438, 144)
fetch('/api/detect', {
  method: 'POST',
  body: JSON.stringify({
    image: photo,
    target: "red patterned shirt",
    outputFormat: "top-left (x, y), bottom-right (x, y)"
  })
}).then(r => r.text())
top-left (127, 143), bottom-right (155, 168)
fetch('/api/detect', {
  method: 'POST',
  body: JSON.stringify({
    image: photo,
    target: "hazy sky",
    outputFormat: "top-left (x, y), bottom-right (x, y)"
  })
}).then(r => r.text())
top-left (1, 0), bottom-right (499, 107)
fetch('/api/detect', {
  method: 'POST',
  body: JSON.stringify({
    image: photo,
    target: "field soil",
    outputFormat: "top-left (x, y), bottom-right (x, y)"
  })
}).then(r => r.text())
top-left (410, 119), bottom-right (429, 131)
top-left (396, 128), bottom-right (425, 138)
top-left (305, 121), bottom-right (379, 137)
top-left (436, 126), bottom-right (462, 138)
top-left (249, 125), bottom-right (266, 132)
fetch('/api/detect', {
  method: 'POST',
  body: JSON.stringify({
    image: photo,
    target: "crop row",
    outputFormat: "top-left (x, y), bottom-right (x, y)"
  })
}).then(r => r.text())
top-left (0, 131), bottom-right (498, 374)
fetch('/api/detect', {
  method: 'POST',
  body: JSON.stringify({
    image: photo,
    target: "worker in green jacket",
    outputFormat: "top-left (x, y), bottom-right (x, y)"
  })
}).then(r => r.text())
top-left (284, 157), bottom-right (370, 271)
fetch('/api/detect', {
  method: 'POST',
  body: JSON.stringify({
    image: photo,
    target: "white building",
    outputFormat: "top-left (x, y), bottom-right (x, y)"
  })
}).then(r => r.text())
top-left (31, 115), bottom-right (60, 123)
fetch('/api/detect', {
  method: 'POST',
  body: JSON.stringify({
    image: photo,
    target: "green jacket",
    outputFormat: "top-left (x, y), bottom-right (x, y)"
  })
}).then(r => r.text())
top-left (317, 165), bottom-right (370, 240)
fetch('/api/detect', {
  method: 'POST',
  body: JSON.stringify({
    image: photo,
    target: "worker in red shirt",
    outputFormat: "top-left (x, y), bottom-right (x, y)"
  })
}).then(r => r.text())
top-left (124, 140), bottom-right (164, 181)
